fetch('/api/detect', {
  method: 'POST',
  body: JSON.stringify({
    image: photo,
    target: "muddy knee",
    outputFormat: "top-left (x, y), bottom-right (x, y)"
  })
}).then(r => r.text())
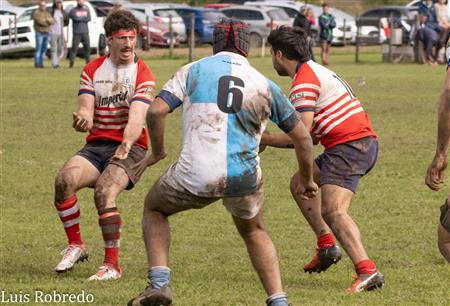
top-left (94, 183), bottom-right (116, 211)
top-left (55, 170), bottom-right (78, 203)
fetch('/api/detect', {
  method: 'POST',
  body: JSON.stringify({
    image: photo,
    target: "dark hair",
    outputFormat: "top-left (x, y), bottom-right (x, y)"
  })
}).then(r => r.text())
top-left (104, 10), bottom-right (140, 37)
top-left (52, 0), bottom-right (63, 10)
top-left (267, 26), bottom-right (310, 62)
top-left (322, 2), bottom-right (329, 8)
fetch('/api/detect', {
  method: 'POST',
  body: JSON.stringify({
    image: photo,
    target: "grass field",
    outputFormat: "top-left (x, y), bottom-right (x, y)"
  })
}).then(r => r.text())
top-left (1, 50), bottom-right (449, 306)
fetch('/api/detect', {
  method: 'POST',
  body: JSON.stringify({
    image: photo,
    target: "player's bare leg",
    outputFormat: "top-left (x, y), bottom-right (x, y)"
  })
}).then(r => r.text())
top-left (291, 167), bottom-right (341, 273)
top-left (88, 164), bottom-right (130, 281)
top-left (232, 211), bottom-right (288, 306)
top-left (438, 196), bottom-right (450, 262)
top-left (437, 224), bottom-right (450, 262)
top-left (54, 156), bottom-right (99, 273)
top-left (321, 184), bottom-right (384, 292)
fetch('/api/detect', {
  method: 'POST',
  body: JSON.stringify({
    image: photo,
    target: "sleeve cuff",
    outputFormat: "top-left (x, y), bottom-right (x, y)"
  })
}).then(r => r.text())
top-left (157, 90), bottom-right (183, 112)
top-left (78, 89), bottom-right (95, 96)
top-left (278, 111), bottom-right (301, 133)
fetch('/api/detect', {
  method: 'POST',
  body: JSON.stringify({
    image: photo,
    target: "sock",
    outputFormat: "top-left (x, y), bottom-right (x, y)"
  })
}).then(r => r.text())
top-left (56, 195), bottom-right (82, 245)
top-left (98, 208), bottom-right (122, 268)
top-left (355, 259), bottom-right (377, 275)
top-left (148, 266), bottom-right (171, 289)
top-left (266, 292), bottom-right (288, 306)
top-left (317, 233), bottom-right (335, 249)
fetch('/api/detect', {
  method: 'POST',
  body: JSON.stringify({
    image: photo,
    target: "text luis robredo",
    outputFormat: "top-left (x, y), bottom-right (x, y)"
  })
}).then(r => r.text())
top-left (1, 290), bottom-right (94, 304)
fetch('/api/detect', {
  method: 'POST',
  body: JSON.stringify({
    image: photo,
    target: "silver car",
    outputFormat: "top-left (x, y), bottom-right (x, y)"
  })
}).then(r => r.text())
top-left (220, 5), bottom-right (291, 47)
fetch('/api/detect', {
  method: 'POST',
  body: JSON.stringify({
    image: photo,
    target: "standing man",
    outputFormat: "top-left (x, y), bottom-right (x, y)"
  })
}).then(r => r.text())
top-left (33, 0), bottom-right (54, 68)
top-left (53, 10), bottom-right (157, 281)
top-left (69, 0), bottom-right (91, 68)
top-left (425, 40), bottom-right (450, 263)
top-left (128, 19), bottom-right (318, 306)
top-left (265, 26), bottom-right (384, 292)
top-left (318, 3), bottom-right (335, 65)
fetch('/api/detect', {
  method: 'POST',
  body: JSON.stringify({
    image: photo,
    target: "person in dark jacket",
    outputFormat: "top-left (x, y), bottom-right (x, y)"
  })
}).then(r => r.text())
top-left (293, 6), bottom-right (315, 61)
top-left (318, 3), bottom-right (335, 65)
top-left (69, 0), bottom-right (91, 67)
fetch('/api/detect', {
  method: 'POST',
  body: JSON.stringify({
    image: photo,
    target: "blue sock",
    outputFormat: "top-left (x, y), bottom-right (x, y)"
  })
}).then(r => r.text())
top-left (147, 266), bottom-right (171, 289)
top-left (266, 292), bottom-right (289, 306)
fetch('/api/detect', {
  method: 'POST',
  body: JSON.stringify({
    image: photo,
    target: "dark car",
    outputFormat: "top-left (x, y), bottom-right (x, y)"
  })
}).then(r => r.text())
top-left (357, 6), bottom-right (419, 44)
top-left (172, 7), bottom-right (226, 44)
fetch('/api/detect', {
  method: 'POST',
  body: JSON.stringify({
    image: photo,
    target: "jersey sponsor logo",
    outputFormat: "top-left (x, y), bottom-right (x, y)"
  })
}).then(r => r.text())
top-left (97, 91), bottom-right (129, 106)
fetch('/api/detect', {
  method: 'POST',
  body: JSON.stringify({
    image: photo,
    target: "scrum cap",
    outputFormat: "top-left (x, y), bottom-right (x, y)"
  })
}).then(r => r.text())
top-left (213, 19), bottom-right (249, 57)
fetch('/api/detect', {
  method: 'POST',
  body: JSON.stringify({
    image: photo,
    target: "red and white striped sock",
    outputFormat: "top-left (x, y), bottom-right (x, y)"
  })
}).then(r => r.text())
top-left (56, 195), bottom-right (83, 245)
top-left (98, 208), bottom-right (122, 269)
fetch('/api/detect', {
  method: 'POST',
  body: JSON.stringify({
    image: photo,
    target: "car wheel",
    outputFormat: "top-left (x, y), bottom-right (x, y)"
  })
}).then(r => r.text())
top-left (249, 32), bottom-right (262, 48)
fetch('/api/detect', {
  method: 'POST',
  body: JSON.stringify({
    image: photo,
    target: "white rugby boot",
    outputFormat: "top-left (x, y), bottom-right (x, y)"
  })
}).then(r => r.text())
top-left (55, 244), bottom-right (88, 273)
top-left (87, 264), bottom-right (122, 281)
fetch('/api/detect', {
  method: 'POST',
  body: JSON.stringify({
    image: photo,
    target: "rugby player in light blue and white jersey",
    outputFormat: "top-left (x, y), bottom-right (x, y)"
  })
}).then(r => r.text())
top-left (128, 19), bottom-right (319, 306)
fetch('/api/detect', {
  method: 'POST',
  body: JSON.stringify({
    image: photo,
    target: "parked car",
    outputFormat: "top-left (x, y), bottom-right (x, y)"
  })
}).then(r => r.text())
top-left (0, 5), bottom-right (23, 29)
top-left (167, 6), bottom-right (226, 44)
top-left (124, 3), bottom-right (187, 42)
top-left (89, 0), bottom-right (132, 17)
top-left (0, 1), bottom-right (106, 57)
top-left (245, 1), bottom-right (356, 45)
top-left (357, 6), bottom-right (418, 45)
top-left (130, 8), bottom-right (179, 48)
top-left (220, 5), bottom-right (291, 47)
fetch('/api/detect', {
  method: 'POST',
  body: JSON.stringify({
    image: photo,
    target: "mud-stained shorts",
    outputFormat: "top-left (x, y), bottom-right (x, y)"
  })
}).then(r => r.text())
top-left (76, 140), bottom-right (147, 190)
top-left (440, 198), bottom-right (450, 232)
top-left (315, 136), bottom-right (378, 193)
top-left (146, 165), bottom-right (264, 220)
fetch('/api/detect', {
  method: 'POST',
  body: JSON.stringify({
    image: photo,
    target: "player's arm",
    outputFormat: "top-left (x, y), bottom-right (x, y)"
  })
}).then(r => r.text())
top-left (261, 110), bottom-right (315, 148)
top-left (285, 116), bottom-right (318, 200)
top-left (426, 70), bottom-right (450, 191)
top-left (72, 94), bottom-right (94, 132)
top-left (113, 101), bottom-right (149, 159)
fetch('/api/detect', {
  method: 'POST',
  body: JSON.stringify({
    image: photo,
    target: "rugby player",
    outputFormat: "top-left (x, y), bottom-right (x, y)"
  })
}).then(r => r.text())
top-left (425, 40), bottom-right (450, 263)
top-left (264, 26), bottom-right (384, 292)
top-left (128, 19), bottom-right (318, 306)
top-left (53, 10), bottom-right (157, 280)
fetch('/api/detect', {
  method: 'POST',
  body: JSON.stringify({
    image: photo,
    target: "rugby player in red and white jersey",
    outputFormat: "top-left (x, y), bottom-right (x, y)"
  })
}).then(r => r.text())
top-left (53, 10), bottom-right (159, 281)
top-left (263, 26), bottom-right (384, 292)
top-left (424, 41), bottom-right (450, 263)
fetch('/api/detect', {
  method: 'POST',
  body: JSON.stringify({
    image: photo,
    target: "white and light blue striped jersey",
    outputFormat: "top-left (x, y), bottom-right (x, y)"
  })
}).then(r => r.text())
top-left (158, 51), bottom-right (299, 197)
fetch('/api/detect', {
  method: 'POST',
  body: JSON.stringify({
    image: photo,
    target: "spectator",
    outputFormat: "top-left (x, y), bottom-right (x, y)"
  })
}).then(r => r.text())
top-left (318, 3), bottom-right (335, 65)
top-left (49, 0), bottom-right (68, 69)
top-left (435, 0), bottom-right (450, 62)
top-left (293, 6), bottom-right (315, 61)
top-left (33, 0), bottom-right (54, 68)
top-left (306, 7), bottom-right (316, 27)
top-left (109, 0), bottom-right (124, 15)
top-left (415, 12), bottom-right (440, 64)
top-left (69, 0), bottom-right (91, 68)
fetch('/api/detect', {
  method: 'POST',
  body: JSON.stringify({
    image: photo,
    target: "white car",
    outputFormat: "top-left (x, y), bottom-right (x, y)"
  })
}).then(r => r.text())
top-left (245, 1), bottom-right (357, 45)
top-left (0, 1), bottom-right (106, 57)
top-left (124, 3), bottom-right (187, 42)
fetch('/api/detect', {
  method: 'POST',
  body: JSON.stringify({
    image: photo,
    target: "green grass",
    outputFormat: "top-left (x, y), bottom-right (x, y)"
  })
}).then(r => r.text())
top-left (1, 51), bottom-right (449, 306)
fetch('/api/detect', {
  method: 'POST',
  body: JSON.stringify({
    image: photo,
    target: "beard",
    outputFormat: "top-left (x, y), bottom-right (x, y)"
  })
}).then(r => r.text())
top-left (274, 62), bottom-right (289, 76)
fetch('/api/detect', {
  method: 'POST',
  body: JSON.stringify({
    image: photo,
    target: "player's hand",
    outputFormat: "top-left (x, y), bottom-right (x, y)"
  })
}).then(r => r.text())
top-left (311, 134), bottom-right (320, 145)
top-left (425, 154), bottom-right (447, 191)
top-left (113, 141), bottom-right (132, 160)
top-left (72, 112), bottom-right (93, 132)
top-left (132, 152), bottom-right (167, 178)
top-left (296, 176), bottom-right (319, 200)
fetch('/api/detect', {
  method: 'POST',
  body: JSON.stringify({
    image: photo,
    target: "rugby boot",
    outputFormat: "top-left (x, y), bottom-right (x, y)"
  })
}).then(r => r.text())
top-left (346, 271), bottom-right (384, 293)
top-left (55, 244), bottom-right (88, 273)
top-left (128, 285), bottom-right (173, 306)
top-left (87, 264), bottom-right (122, 281)
top-left (303, 244), bottom-right (341, 273)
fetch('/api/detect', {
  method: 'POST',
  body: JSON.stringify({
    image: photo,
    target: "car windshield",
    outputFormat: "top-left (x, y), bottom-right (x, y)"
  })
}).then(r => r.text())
top-left (267, 8), bottom-right (289, 20)
top-left (17, 8), bottom-right (35, 23)
top-left (202, 11), bottom-right (226, 22)
top-left (154, 9), bottom-right (179, 18)
top-left (131, 9), bottom-right (146, 22)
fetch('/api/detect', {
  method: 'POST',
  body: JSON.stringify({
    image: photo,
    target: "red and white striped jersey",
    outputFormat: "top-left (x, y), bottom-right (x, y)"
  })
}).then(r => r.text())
top-left (79, 54), bottom-right (156, 150)
top-left (289, 60), bottom-right (376, 149)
